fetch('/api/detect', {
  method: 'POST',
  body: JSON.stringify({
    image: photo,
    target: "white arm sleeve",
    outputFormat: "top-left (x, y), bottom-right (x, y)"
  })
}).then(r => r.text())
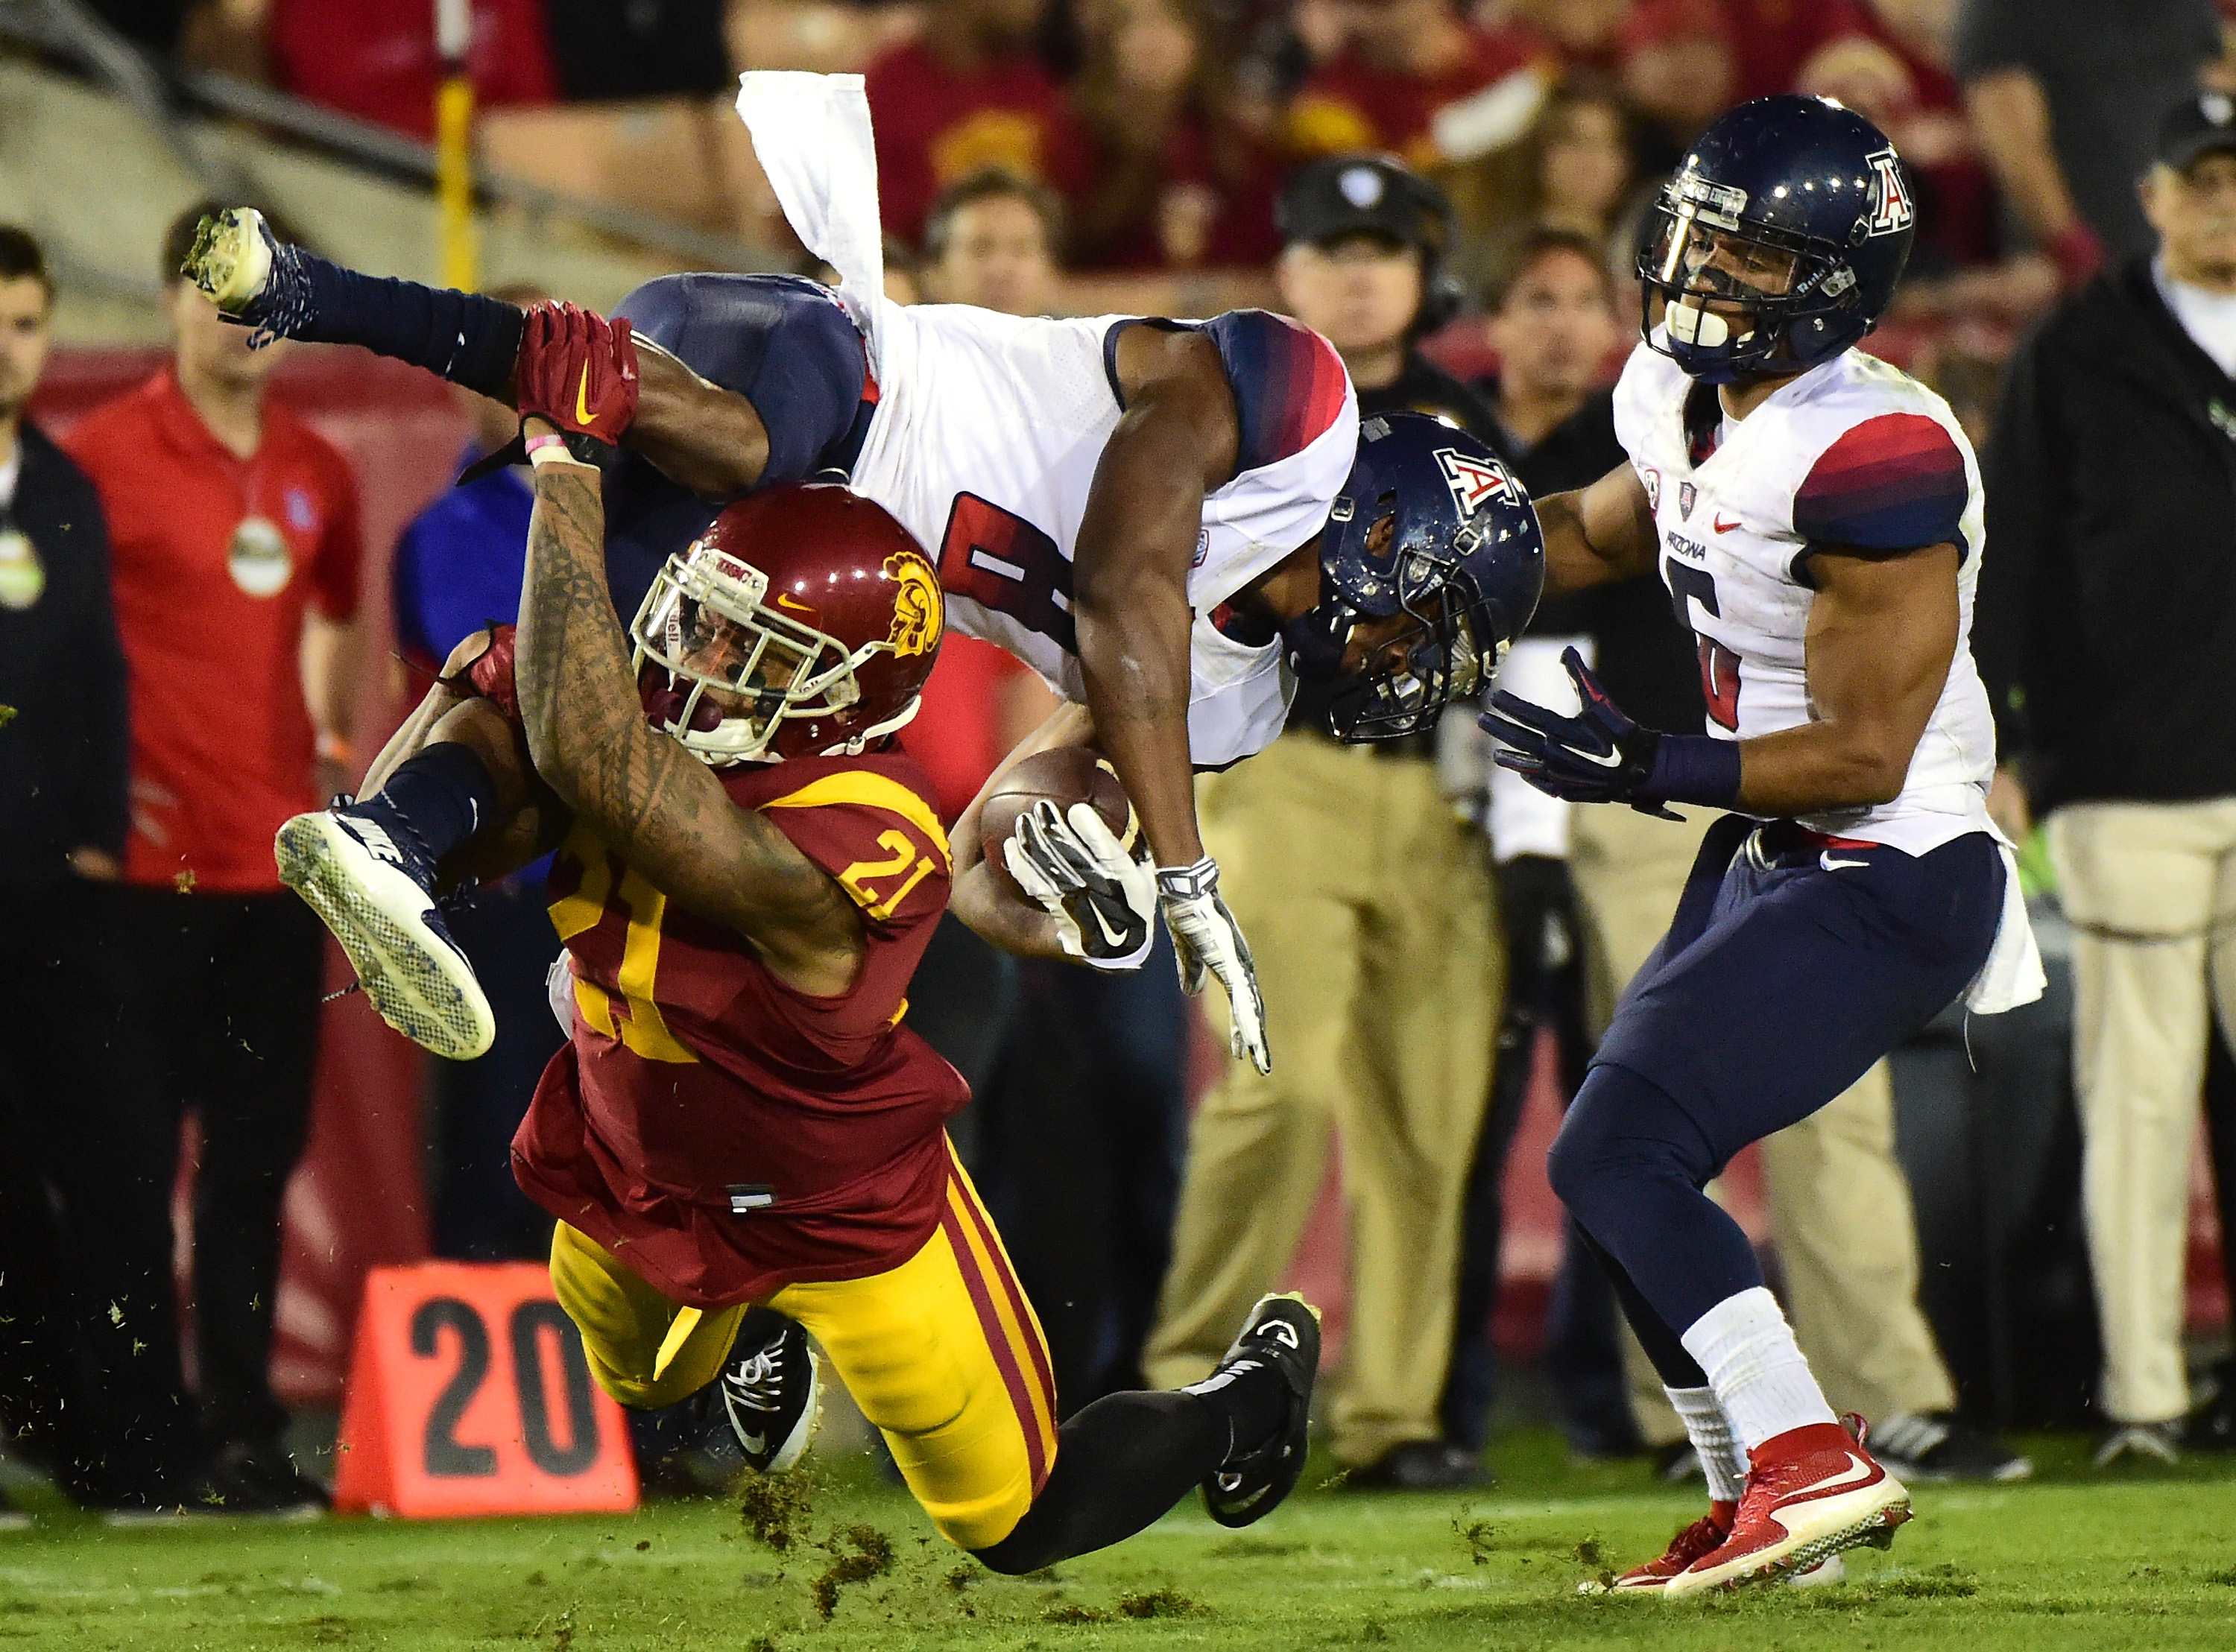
top-left (1486, 634), bottom-right (1591, 864)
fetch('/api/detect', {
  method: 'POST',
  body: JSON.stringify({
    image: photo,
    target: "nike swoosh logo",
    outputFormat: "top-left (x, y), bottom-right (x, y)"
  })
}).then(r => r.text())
top-left (1820, 853), bottom-right (1871, 871)
top-left (1567, 744), bottom-right (1626, 770)
top-left (1087, 902), bottom-right (1131, 950)
top-left (1796, 1452), bottom-right (1877, 1498)
top-left (574, 366), bottom-right (593, 427)
top-left (774, 592), bottom-right (815, 615)
top-left (1714, 514), bottom-right (1742, 533)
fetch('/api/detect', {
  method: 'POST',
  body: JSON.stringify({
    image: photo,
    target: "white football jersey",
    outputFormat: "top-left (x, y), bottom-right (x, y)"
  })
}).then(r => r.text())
top-left (1611, 339), bottom-right (1996, 852)
top-left (850, 299), bottom-right (1358, 769)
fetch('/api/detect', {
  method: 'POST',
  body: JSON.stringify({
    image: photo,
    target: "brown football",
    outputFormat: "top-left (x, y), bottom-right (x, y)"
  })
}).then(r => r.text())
top-left (980, 747), bottom-right (1135, 892)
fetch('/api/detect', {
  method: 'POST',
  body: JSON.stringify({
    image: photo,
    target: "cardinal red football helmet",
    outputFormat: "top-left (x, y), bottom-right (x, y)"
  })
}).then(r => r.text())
top-left (628, 484), bottom-right (944, 765)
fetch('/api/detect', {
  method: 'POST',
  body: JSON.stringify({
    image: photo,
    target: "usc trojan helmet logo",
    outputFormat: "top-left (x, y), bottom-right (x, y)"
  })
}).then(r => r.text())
top-left (885, 550), bottom-right (943, 658)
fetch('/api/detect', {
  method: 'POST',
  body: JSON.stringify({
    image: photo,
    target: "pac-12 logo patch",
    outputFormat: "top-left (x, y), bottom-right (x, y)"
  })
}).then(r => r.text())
top-left (1641, 466), bottom-right (1661, 511)
top-left (1436, 448), bottom-right (1514, 516)
top-left (1865, 148), bottom-right (1913, 236)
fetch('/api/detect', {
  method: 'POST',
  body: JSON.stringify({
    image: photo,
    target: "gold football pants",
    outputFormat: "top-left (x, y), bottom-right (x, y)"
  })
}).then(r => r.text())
top-left (548, 1148), bottom-right (1058, 1548)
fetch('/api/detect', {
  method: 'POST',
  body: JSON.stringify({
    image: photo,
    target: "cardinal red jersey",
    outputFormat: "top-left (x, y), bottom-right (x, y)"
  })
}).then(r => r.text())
top-left (511, 750), bottom-right (970, 1308)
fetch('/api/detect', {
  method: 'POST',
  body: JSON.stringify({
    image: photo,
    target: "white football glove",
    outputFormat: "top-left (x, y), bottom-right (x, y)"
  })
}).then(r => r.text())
top-left (1001, 800), bottom-right (1158, 971)
top-left (1157, 856), bottom-right (1270, 1074)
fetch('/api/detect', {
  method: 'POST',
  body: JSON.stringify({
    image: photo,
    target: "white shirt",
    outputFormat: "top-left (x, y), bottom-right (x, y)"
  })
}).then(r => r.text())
top-left (0, 434), bottom-right (19, 513)
top-left (2153, 256), bottom-right (2236, 380)
top-left (1611, 338), bottom-right (1997, 854)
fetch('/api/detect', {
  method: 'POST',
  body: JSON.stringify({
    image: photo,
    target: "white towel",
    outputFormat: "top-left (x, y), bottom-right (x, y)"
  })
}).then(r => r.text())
top-left (1963, 832), bottom-right (2045, 1015)
top-left (734, 71), bottom-right (888, 370)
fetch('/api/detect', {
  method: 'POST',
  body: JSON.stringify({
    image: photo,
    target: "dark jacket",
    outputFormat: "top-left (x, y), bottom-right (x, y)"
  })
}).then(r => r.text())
top-left (1976, 256), bottom-right (2236, 811)
top-left (1509, 387), bottom-right (1705, 735)
top-left (0, 421), bottom-right (128, 888)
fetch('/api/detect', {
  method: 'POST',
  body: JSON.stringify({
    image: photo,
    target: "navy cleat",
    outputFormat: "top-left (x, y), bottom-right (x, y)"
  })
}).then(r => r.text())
top-left (1198, 1292), bottom-right (1321, 1528)
top-left (274, 800), bottom-right (494, 1059)
top-left (716, 1309), bottom-right (821, 1475)
top-left (181, 207), bottom-right (316, 348)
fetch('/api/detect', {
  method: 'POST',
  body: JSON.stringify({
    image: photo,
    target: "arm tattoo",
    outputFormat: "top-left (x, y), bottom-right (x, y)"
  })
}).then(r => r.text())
top-left (514, 465), bottom-right (850, 948)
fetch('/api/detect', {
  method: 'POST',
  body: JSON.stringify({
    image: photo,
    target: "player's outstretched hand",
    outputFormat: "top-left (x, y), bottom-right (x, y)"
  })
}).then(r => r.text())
top-left (1480, 646), bottom-right (1681, 820)
top-left (1002, 800), bottom-right (1158, 972)
top-left (1158, 857), bottom-right (1271, 1074)
top-left (466, 302), bottom-right (640, 482)
top-left (518, 300), bottom-right (639, 449)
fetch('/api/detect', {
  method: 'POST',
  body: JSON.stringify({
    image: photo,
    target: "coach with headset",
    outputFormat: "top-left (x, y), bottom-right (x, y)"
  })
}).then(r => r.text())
top-left (1143, 155), bottom-right (1506, 1490)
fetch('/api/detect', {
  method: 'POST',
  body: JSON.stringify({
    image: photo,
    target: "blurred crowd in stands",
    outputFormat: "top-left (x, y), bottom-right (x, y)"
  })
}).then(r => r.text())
top-left (3, 0), bottom-right (2236, 1519)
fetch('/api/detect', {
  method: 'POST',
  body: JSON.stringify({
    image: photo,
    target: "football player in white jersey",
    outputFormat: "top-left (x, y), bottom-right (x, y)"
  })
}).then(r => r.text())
top-left (179, 185), bottom-right (1544, 1077)
top-left (1481, 95), bottom-right (2041, 1596)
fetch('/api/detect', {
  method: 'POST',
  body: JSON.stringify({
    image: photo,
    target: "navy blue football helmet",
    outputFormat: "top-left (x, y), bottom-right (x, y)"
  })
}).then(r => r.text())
top-left (1285, 412), bottom-right (1545, 741)
top-left (1638, 95), bottom-right (1916, 383)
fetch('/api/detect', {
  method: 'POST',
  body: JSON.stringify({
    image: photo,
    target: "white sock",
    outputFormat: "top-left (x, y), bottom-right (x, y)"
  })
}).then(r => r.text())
top-left (1680, 1286), bottom-right (1837, 1453)
top-left (1664, 1385), bottom-right (1746, 1504)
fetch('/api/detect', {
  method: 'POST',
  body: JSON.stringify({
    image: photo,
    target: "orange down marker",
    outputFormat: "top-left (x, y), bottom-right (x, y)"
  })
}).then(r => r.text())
top-left (334, 1262), bottom-right (639, 1518)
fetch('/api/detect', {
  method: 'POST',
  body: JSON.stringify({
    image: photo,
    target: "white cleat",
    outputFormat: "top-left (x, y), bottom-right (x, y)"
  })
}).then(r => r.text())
top-left (276, 808), bottom-right (494, 1060)
top-left (182, 207), bottom-right (274, 312)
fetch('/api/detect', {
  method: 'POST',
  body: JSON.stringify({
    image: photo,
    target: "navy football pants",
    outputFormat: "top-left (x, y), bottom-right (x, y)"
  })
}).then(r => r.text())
top-left (1547, 816), bottom-right (2003, 1388)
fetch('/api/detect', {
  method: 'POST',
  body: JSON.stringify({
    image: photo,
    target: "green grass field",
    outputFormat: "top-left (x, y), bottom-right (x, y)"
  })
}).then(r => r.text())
top-left (4, 1433), bottom-right (2234, 1651)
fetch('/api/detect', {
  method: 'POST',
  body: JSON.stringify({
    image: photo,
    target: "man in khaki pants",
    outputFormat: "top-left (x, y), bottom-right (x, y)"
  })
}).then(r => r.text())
top-left (1144, 740), bottom-right (1498, 1482)
top-left (1146, 154), bottom-right (1504, 1487)
top-left (1978, 95), bottom-right (2236, 1463)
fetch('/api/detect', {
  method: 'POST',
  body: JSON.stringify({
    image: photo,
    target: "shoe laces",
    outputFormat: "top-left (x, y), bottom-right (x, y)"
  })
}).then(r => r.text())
top-left (724, 1341), bottom-right (789, 1414)
top-left (1661, 1512), bottom-right (1730, 1567)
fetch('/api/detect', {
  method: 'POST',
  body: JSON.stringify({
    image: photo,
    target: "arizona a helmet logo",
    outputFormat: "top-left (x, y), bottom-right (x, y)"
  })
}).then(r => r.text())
top-left (1865, 148), bottom-right (1913, 236)
top-left (885, 550), bottom-right (944, 657)
top-left (1436, 448), bottom-right (1514, 516)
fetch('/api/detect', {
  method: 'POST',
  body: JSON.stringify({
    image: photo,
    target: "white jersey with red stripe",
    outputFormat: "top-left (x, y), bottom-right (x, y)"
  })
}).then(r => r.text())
top-left (850, 299), bottom-right (1358, 769)
top-left (1611, 338), bottom-right (1995, 852)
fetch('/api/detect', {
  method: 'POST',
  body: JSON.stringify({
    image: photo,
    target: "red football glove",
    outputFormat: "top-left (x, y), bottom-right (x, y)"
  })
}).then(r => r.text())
top-left (516, 300), bottom-right (639, 452)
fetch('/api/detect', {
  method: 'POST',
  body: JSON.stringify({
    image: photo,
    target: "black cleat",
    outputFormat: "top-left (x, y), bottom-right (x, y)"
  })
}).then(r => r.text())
top-left (1198, 1292), bottom-right (1321, 1528)
top-left (716, 1308), bottom-right (821, 1475)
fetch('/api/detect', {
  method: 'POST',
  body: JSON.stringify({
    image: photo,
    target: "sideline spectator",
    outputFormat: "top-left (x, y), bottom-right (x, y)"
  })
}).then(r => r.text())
top-left (1955, 0), bottom-right (2220, 275)
top-left (1145, 155), bottom-right (1501, 1489)
top-left (1453, 77), bottom-right (1645, 296)
top-left (1286, 0), bottom-right (1546, 168)
top-left (1443, 227), bottom-right (1625, 1458)
top-left (65, 202), bottom-right (363, 1512)
top-left (1477, 227), bottom-right (1626, 455)
top-left (264, 0), bottom-right (559, 141)
top-left (918, 168), bottom-right (1067, 315)
top-left (0, 224), bottom-right (203, 1517)
top-left (388, 284), bottom-right (566, 1265)
top-left (541, 0), bottom-right (733, 101)
top-left (1977, 92), bottom-right (2236, 1463)
top-left (1068, 0), bottom-right (1281, 269)
top-left (864, 0), bottom-right (1096, 247)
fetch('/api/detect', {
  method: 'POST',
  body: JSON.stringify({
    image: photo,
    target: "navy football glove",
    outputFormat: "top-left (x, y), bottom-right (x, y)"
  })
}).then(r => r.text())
top-left (1481, 647), bottom-right (1740, 818)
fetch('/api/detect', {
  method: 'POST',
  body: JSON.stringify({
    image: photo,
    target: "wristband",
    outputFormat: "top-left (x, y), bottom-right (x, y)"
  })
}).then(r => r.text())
top-left (1642, 732), bottom-right (1743, 809)
top-left (525, 432), bottom-right (594, 469)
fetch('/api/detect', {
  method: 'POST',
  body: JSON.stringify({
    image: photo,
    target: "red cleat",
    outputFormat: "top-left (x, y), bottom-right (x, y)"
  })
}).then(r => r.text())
top-left (1662, 1418), bottom-right (1910, 1599)
top-left (1585, 1501), bottom-right (1736, 1593)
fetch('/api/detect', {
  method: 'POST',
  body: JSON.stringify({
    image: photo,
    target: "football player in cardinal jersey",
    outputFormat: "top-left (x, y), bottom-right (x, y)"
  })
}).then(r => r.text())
top-left (1478, 95), bottom-right (2041, 1595)
top-left (183, 75), bottom-right (1544, 1076)
top-left (277, 304), bottom-right (1323, 1566)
